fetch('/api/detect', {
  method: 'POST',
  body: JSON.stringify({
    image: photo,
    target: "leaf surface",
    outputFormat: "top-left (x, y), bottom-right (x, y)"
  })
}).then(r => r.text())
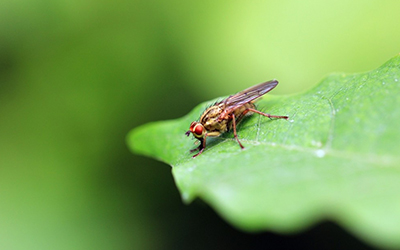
top-left (128, 55), bottom-right (400, 248)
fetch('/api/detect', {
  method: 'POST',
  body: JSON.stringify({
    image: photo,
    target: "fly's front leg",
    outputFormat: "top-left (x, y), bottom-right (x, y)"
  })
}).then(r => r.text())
top-left (192, 147), bottom-right (205, 158)
top-left (245, 108), bottom-right (288, 120)
top-left (192, 133), bottom-right (210, 158)
top-left (231, 113), bottom-right (244, 149)
top-left (190, 146), bottom-right (202, 153)
top-left (191, 132), bottom-right (221, 158)
top-left (191, 136), bottom-right (206, 157)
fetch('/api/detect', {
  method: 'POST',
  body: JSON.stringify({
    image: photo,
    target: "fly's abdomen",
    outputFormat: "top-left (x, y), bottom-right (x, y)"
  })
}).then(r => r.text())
top-left (233, 102), bottom-right (256, 120)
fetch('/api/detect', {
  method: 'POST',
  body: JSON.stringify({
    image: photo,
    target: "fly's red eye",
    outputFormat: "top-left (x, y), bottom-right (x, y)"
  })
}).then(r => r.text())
top-left (194, 125), bottom-right (203, 135)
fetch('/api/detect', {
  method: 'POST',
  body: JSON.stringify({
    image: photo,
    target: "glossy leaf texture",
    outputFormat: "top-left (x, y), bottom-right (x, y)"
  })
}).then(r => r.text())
top-left (128, 55), bottom-right (400, 249)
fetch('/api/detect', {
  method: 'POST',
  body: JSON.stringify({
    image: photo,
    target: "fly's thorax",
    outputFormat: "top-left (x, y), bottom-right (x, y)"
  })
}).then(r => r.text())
top-left (200, 104), bottom-right (223, 123)
top-left (200, 104), bottom-right (229, 133)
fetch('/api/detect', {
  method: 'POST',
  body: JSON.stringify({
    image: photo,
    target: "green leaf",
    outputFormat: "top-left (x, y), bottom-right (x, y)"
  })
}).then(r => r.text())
top-left (127, 55), bottom-right (400, 249)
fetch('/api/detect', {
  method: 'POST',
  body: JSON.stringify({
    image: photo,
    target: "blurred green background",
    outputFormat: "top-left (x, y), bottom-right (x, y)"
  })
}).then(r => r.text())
top-left (0, 1), bottom-right (399, 249)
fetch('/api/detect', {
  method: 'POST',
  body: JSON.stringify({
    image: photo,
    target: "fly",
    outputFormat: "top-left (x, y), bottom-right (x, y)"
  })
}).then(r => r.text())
top-left (185, 80), bottom-right (288, 158)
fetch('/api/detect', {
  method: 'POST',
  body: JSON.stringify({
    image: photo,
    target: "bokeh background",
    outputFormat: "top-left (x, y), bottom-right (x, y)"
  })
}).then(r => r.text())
top-left (1, 1), bottom-right (399, 249)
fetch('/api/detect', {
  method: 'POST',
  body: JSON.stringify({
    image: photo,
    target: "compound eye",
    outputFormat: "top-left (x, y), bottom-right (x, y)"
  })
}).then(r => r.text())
top-left (189, 122), bottom-right (196, 131)
top-left (194, 124), bottom-right (203, 136)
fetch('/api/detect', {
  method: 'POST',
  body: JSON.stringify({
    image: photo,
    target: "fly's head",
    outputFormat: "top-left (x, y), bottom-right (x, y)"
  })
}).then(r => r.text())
top-left (185, 121), bottom-right (205, 139)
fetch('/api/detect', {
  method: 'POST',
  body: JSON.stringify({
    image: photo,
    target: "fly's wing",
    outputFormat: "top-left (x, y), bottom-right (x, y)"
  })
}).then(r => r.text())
top-left (222, 80), bottom-right (279, 113)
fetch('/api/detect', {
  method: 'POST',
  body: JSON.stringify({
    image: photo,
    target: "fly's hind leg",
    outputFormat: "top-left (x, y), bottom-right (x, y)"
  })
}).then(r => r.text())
top-left (231, 108), bottom-right (287, 150)
top-left (245, 108), bottom-right (288, 120)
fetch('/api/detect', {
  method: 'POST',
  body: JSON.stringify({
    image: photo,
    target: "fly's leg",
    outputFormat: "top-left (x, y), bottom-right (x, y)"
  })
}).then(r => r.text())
top-left (190, 131), bottom-right (222, 157)
top-left (245, 108), bottom-right (288, 120)
top-left (191, 135), bottom-right (206, 158)
top-left (192, 147), bottom-right (205, 158)
top-left (231, 113), bottom-right (244, 149)
top-left (190, 146), bottom-right (201, 153)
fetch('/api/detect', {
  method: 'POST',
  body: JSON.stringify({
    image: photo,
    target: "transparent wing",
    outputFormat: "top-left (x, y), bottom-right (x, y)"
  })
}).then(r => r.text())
top-left (222, 80), bottom-right (278, 113)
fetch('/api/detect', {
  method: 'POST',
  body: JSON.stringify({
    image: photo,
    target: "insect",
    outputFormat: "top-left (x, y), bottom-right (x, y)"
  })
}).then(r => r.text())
top-left (185, 80), bottom-right (288, 158)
